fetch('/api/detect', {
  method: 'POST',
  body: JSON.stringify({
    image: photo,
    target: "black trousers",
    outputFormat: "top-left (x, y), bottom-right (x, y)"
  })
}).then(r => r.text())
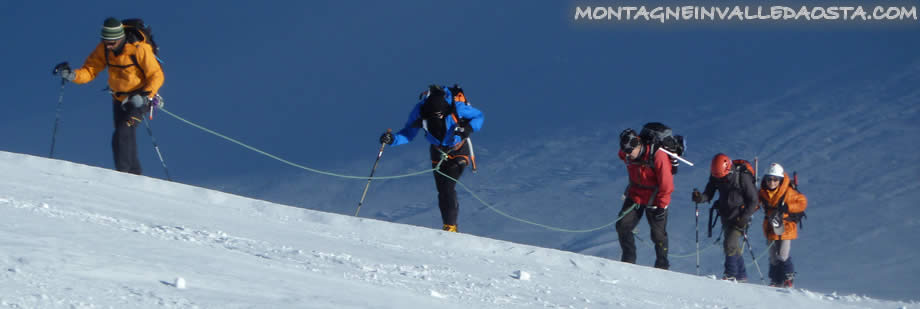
top-left (112, 102), bottom-right (142, 175)
top-left (430, 145), bottom-right (468, 226)
top-left (615, 199), bottom-right (669, 269)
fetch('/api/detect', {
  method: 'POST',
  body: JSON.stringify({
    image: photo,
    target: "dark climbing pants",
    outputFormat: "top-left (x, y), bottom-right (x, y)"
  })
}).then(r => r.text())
top-left (112, 102), bottom-right (142, 175)
top-left (615, 199), bottom-right (669, 269)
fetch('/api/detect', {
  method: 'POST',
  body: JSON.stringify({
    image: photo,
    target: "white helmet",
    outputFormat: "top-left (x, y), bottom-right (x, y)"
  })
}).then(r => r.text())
top-left (765, 163), bottom-right (784, 178)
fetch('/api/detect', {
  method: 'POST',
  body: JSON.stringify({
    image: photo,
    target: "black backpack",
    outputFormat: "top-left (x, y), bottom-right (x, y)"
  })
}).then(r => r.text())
top-left (122, 19), bottom-right (160, 60)
top-left (732, 159), bottom-right (757, 189)
top-left (785, 172), bottom-right (807, 228)
top-left (103, 18), bottom-right (163, 97)
top-left (638, 122), bottom-right (685, 174)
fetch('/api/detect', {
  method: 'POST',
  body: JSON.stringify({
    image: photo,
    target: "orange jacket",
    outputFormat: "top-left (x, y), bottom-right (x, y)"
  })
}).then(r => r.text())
top-left (759, 172), bottom-right (807, 240)
top-left (73, 41), bottom-right (164, 102)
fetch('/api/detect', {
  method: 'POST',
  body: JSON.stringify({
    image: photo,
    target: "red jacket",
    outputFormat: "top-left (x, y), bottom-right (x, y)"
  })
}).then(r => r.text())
top-left (618, 145), bottom-right (674, 208)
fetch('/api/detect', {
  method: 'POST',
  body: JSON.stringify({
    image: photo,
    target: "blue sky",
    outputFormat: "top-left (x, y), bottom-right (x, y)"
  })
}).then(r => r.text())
top-left (3, 1), bottom-right (916, 183)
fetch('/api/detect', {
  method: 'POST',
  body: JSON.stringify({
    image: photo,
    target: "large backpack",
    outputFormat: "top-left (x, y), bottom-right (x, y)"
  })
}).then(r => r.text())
top-left (638, 122), bottom-right (685, 174)
top-left (122, 19), bottom-right (160, 61)
top-left (784, 172), bottom-right (808, 229)
top-left (707, 159), bottom-right (758, 237)
top-left (104, 18), bottom-right (163, 91)
top-left (731, 159), bottom-right (757, 188)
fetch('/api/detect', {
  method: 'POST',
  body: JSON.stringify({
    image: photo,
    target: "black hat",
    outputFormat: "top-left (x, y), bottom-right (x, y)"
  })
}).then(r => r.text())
top-left (448, 84), bottom-right (463, 96)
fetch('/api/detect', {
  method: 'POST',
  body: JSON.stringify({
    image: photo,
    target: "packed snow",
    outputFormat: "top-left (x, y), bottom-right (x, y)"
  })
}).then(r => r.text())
top-left (0, 151), bottom-right (913, 308)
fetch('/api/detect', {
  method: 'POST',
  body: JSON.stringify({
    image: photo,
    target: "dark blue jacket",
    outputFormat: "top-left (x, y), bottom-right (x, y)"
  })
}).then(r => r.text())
top-left (391, 87), bottom-right (484, 147)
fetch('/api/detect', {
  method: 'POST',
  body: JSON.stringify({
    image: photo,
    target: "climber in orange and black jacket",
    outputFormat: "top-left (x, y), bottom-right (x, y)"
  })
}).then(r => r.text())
top-left (759, 163), bottom-right (807, 288)
top-left (53, 17), bottom-right (164, 175)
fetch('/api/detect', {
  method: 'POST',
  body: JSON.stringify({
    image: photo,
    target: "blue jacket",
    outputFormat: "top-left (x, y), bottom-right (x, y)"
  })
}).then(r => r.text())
top-left (391, 87), bottom-right (484, 147)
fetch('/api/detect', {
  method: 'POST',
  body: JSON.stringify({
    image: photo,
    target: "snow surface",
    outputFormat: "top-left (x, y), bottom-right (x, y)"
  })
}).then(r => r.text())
top-left (1, 150), bottom-right (915, 308)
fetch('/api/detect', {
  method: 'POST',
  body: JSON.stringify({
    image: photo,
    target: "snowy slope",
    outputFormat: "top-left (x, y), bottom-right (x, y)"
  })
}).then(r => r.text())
top-left (0, 151), bottom-right (914, 308)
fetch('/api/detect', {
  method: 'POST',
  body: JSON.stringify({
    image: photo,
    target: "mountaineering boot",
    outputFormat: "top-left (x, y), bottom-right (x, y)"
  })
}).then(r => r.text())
top-left (721, 275), bottom-right (747, 283)
top-left (442, 224), bottom-right (457, 233)
top-left (783, 272), bottom-right (795, 288)
top-left (723, 255), bottom-right (746, 282)
top-left (768, 264), bottom-right (783, 287)
top-left (782, 258), bottom-right (795, 288)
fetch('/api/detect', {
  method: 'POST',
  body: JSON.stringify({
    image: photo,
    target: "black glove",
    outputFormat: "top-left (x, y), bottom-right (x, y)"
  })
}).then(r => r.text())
top-left (651, 207), bottom-right (667, 221)
top-left (53, 62), bottom-right (75, 81)
top-left (769, 212), bottom-right (783, 228)
top-left (778, 202), bottom-right (789, 213)
top-left (52, 62), bottom-right (70, 74)
top-left (691, 191), bottom-right (704, 203)
top-left (454, 120), bottom-right (473, 139)
top-left (379, 131), bottom-right (394, 145)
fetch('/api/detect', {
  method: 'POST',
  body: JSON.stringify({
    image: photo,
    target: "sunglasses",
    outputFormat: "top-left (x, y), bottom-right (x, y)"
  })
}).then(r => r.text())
top-left (621, 135), bottom-right (640, 152)
top-left (765, 176), bottom-right (783, 182)
top-left (102, 39), bottom-right (120, 46)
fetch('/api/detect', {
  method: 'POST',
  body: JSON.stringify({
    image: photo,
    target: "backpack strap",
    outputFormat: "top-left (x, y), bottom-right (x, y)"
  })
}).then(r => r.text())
top-left (130, 54), bottom-right (145, 78)
top-left (732, 163), bottom-right (745, 188)
top-left (418, 102), bottom-right (463, 149)
top-left (625, 146), bottom-right (662, 191)
top-left (626, 145), bottom-right (656, 170)
top-left (708, 206), bottom-right (720, 238)
top-left (625, 146), bottom-right (662, 208)
top-left (102, 43), bottom-right (149, 97)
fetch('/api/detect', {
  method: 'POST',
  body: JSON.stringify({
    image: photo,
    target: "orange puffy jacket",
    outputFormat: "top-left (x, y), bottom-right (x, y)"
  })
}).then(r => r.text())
top-left (759, 172), bottom-right (807, 240)
top-left (73, 40), bottom-right (164, 103)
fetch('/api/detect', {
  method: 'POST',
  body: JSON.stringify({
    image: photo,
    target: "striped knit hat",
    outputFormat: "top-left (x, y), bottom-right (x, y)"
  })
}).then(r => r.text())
top-left (101, 17), bottom-right (125, 40)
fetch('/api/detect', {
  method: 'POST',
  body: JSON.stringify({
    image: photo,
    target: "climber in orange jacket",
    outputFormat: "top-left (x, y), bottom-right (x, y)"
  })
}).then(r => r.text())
top-left (53, 17), bottom-right (164, 175)
top-left (759, 163), bottom-right (808, 288)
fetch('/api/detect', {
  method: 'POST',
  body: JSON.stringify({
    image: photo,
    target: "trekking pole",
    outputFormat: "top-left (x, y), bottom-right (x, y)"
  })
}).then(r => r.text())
top-left (754, 157), bottom-right (760, 185)
top-left (49, 78), bottom-right (67, 158)
top-left (693, 188), bottom-right (701, 275)
top-left (754, 157), bottom-right (758, 177)
top-left (465, 137), bottom-right (477, 173)
top-left (143, 120), bottom-right (172, 181)
top-left (742, 231), bottom-right (766, 284)
top-left (355, 129), bottom-right (390, 216)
